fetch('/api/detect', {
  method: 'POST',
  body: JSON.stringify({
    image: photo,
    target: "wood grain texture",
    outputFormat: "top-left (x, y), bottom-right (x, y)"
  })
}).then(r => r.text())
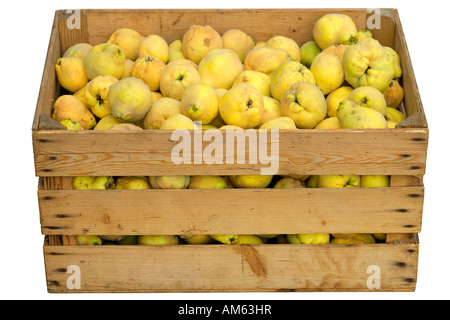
top-left (44, 241), bottom-right (418, 292)
top-left (38, 186), bottom-right (424, 235)
top-left (32, 11), bottom-right (61, 131)
top-left (57, 9), bottom-right (89, 55)
top-left (84, 9), bottom-right (370, 45)
top-left (33, 128), bottom-right (428, 177)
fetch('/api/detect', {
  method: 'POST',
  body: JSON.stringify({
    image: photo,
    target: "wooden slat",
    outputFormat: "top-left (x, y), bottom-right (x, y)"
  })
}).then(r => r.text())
top-left (84, 8), bottom-right (370, 46)
top-left (32, 129), bottom-right (428, 177)
top-left (44, 241), bottom-right (418, 292)
top-left (32, 11), bottom-right (62, 131)
top-left (369, 9), bottom-right (396, 48)
top-left (38, 187), bottom-right (424, 235)
top-left (57, 9), bottom-right (89, 55)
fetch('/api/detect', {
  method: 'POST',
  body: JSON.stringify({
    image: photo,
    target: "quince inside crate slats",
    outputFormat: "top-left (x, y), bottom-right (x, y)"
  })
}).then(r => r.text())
top-left (33, 9), bottom-right (428, 293)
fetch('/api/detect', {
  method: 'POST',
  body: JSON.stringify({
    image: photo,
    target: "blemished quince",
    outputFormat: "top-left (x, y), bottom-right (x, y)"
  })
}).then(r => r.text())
top-left (229, 175), bottom-right (273, 188)
top-left (149, 176), bottom-right (190, 189)
top-left (258, 96), bottom-right (282, 127)
top-left (182, 25), bottom-right (223, 64)
top-left (77, 235), bottom-right (102, 246)
top-left (357, 29), bottom-right (373, 43)
top-left (209, 96), bottom-right (227, 127)
top-left (73, 86), bottom-right (88, 104)
top-left (259, 116), bottom-right (296, 129)
top-left (200, 124), bottom-right (217, 129)
top-left (52, 95), bottom-right (96, 130)
top-left (84, 74), bottom-right (119, 119)
top-left (232, 70), bottom-right (271, 97)
top-left (385, 107), bottom-right (406, 123)
top-left (373, 233), bottom-right (387, 242)
top-left (313, 13), bottom-right (358, 50)
top-left (117, 236), bottom-right (138, 246)
top-left (234, 235), bottom-right (264, 245)
top-left (167, 58), bottom-right (198, 69)
top-left (180, 234), bottom-right (213, 244)
top-left (211, 235), bottom-right (239, 244)
top-left (310, 52), bottom-right (344, 95)
top-left (306, 175), bottom-right (319, 188)
top-left (317, 175), bottom-right (361, 188)
top-left (198, 48), bottom-right (243, 90)
top-left (343, 38), bottom-right (395, 92)
top-left (387, 121), bottom-right (397, 128)
top-left (326, 86), bottom-right (353, 117)
top-left (63, 43), bottom-right (93, 59)
top-left (143, 97), bottom-right (181, 130)
top-left (159, 114), bottom-right (199, 130)
top-left (299, 41), bottom-right (322, 68)
top-left (107, 27), bottom-right (145, 61)
top-left (361, 175), bottom-right (390, 188)
top-left (314, 117), bottom-right (341, 129)
top-left (287, 234), bottom-right (330, 244)
top-left (188, 176), bottom-right (228, 189)
top-left (131, 56), bottom-right (167, 92)
top-left (107, 123), bottom-right (143, 131)
top-left (274, 177), bottom-right (304, 188)
top-left (280, 81), bottom-right (327, 129)
top-left (219, 83), bottom-right (264, 129)
top-left (160, 63), bottom-right (202, 100)
top-left (384, 46), bottom-right (402, 78)
top-left (220, 125), bottom-right (243, 130)
top-left (115, 176), bottom-right (151, 189)
top-left (108, 77), bottom-right (153, 122)
top-left (265, 35), bottom-right (301, 62)
top-left (84, 43), bottom-right (125, 80)
top-left (60, 119), bottom-right (83, 130)
top-left (72, 176), bottom-right (115, 190)
top-left (254, 41), bottom-right (266, 48)
top-left (100, 235), bottom-right (126, 242)
top-left (243, 46), bottom-right (289, 75)
top-left (94, 115), bottom-right (122, 130)
top-left (180, 83), bottom-right (219, 125)
top-left (121, 59), bottom-right (135, 79)
top-left (336, 100), bottom-right (388, 129)
top-left (137, 34), bottom-right (170, 63)
top-left (347, 86), bottom-right (387, 116)
top-left (168, 39), bottom-right (186, 62)
top-left (383, 79), bottom-right (404, 109)
top-left (257, 234), bottom-right (279, 239)
top-left (222, 29), bottom-right (255, 63)
top-left (138, 235), bottom-right (179, 245)
top-left (55, 57), bottom-right (88, 93)
top-left (270, 60), bottom-right (316, 101)
top-left (321, 44), bottom-right (348, 61)
top-left (331, 233), bottom-right (376, 244)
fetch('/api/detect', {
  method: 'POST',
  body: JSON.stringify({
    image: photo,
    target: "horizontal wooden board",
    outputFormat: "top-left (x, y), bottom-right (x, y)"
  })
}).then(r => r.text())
top-left (33, 129), bottom-right (428, 177)
top-left (38, 186), bottom-right (424, 235)
top-left (43, 238), bottom-right (418, 292)
top-left (83, 9), bottom-right (371, 46)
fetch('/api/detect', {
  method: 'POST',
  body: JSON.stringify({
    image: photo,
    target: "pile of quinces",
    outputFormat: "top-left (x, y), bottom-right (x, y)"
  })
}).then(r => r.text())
top-left (53, 13), bottom-right (405, 132)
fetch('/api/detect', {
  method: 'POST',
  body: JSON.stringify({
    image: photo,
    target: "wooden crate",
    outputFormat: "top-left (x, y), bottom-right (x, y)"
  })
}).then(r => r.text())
top-left (33, 9), bottom-right (428, 293)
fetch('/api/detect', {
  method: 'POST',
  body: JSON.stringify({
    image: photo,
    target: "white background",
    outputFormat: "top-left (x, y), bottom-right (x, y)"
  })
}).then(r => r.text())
top-left (0, 0), bottom-right (448, 300)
